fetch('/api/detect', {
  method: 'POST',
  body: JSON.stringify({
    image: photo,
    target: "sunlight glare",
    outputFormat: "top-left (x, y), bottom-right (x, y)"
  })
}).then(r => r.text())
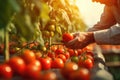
top-left (75, 0), bottom-right (104, 27)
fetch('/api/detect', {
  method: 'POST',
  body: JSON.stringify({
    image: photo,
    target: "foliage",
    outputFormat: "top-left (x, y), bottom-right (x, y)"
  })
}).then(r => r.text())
top-left (0, 0), bottom-right (88, 59)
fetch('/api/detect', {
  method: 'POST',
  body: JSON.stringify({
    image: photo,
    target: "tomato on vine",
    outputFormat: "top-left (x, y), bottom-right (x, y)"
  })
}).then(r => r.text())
top-left (78, 56), bottom-right (93, 70)
top-left (37, 57), bottom-right (51, 70)
top-left (56, 54), bottom-right (67, 63)
top-left (51, 58), bottom-right (64, 69)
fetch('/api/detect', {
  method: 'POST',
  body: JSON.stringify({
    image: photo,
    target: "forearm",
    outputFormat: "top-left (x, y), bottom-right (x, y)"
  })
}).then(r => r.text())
top-left (94, 25), bottom-right (120, 45)
top-left (87, 32), bottom-right (95, 44)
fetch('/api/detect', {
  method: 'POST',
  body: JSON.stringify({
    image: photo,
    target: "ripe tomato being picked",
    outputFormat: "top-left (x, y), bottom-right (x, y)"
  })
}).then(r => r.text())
top-left (62, 33), bottom-right (73, 42)
top-left (0, 64), bottom-right (13, 79)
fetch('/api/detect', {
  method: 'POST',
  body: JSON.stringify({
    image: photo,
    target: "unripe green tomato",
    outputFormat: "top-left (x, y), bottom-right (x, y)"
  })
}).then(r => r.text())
top-left (42, 31), bottom-right (50, 38)
top-left (50, 31), bottom-right (54, 37)
top-left (47, 25), bottom-right (55, 31)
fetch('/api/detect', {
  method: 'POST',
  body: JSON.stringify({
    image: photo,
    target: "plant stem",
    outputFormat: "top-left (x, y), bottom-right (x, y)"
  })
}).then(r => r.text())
top-left (4, 27), bottom-right (9, 61)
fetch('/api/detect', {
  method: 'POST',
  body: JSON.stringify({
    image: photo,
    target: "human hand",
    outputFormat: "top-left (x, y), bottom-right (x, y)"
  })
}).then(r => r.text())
top-left (64, 32), bottom-right (95, 49)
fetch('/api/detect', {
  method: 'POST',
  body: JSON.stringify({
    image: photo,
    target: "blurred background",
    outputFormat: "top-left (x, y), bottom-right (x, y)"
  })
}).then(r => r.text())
top-left (76, 0), bottom-right (104, 27)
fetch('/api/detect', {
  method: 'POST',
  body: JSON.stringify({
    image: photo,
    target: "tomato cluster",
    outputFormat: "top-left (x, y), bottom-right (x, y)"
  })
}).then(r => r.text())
top-left (0, 44), bottom-right (94, 80)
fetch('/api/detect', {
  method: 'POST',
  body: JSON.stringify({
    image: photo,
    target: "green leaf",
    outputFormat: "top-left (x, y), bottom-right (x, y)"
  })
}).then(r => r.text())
top-left (34, 22), bottom-right (44, 46)
top-left (39, 3), bottom-right (50, 27)
top-left (56, 25), bottom-right (62, 35)
top-left (15, 13), bottom-right (35, 41)
top-left (0, 0), bottom-right (20, 29)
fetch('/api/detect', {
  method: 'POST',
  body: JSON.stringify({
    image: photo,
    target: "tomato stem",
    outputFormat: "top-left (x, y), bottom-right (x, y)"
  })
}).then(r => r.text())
top-left (4, 25), bottom-right (10, 61)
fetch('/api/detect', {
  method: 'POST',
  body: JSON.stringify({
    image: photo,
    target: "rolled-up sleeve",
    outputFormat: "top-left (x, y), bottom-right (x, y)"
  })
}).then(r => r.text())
top-left (88, 6), bottom-right (116, 32)
top-left (94, 25), bottom-right (120, 45)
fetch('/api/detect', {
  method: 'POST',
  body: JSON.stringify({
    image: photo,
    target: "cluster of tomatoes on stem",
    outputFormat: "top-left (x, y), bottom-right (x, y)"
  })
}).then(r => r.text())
top-left (0, 32), bottom-right (94, 80)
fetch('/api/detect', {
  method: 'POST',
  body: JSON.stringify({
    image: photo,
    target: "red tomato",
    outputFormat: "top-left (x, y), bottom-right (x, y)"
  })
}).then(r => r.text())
top-left (69, 68), bottom-right (90, 80)
top-left (77, 49), bottom-right (83, 55)
top-left (34, 51), bottom-right (42, 59)
top-left (64, 51), bottom-right (70, 60)
top-left (67, 49), bottom-right (78, 57)
top-left (24, 64), bottom-right (41, 79)
top-left (37, 57), bottom-right (51, 70)
top-left (50, 45), bottom-right (57, 51)
top-left (61, 62), bottom-right (78, 79)
top-left (40, 71), bottom-right (57, 80)
top-left (56, 54), bottom-right (67, 63)
top-left (62, 33), bottom-right (73, 42)
top-left (78, 57), bottom-right (93, 70)
top-left (86, 51), bottom-right (94, 57)
top-left (84, 58), bottom-right (93, 70)
top-left (51, 58), bottom-right (64, 69)
top-left (30, 60), bottom-right (42, 71)
top-left (21, 49), bottom-right (36, 64)
top-left (47, 51), bottom-right (55, 58)
top-left (0, 64), bottom-right (13, 79)
top-left (54, 48), bottom-right (64, 56)
top-left (7, 56), bottom-right (26, 76)
top-left (86, 54), bottom-right (94, 63)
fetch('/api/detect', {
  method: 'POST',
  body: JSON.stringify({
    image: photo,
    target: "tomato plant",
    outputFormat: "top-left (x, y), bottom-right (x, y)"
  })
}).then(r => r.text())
top-left (0, 0), bottom-right (88, 79)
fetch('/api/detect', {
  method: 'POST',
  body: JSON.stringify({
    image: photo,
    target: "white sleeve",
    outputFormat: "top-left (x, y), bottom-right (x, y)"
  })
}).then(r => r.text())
top-left (94, 25), bottom-right (120, 45)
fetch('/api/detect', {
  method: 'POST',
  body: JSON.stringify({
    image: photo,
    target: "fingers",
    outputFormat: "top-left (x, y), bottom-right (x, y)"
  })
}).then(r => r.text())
top-left (64, 37), bottom-right (80, 49)
top-left (72, 32), bottom-right (80, 38)
top-left (64, 32), bottom-right (89, 49)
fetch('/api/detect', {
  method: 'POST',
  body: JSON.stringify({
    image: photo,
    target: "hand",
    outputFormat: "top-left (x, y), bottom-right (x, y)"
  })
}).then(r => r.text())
top-left (64, 32), bottom-right (95, 49)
